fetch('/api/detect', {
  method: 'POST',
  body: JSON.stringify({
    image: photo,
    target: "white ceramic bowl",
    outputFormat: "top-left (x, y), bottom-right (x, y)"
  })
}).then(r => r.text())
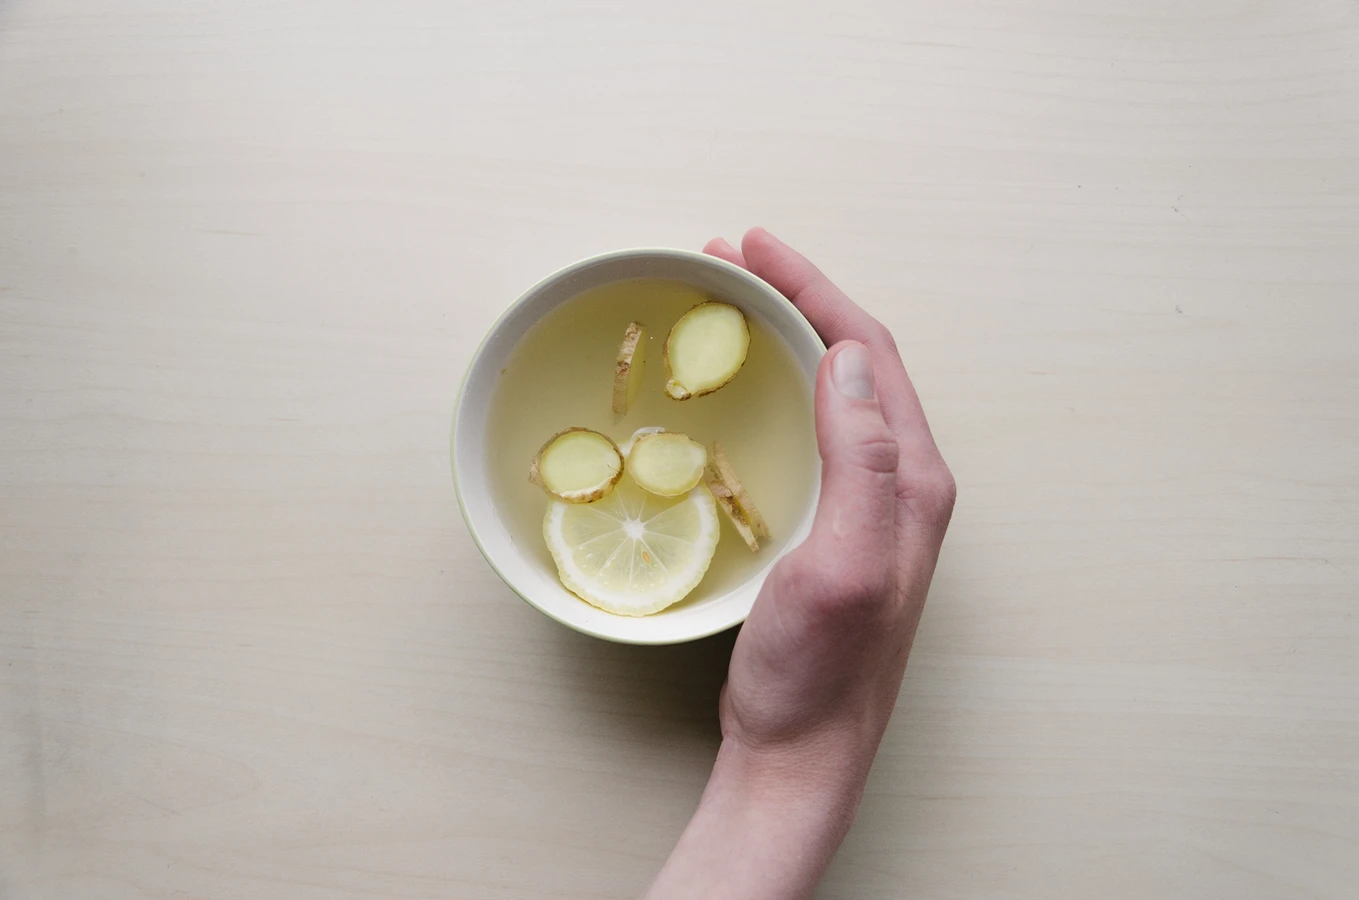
top-left (452, 248), bottom-right (824, 644)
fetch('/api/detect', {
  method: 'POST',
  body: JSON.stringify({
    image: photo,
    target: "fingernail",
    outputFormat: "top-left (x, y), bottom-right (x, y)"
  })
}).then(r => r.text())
top-left (832, 343), bottom-right (876, 400)
top-left (713, 237), bottom-right (736, 254)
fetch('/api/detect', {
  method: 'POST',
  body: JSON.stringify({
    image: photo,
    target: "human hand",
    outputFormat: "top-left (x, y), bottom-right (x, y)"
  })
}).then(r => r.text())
top-left (710, 227), bottom-right (955, 790)
top-left (643, 228), bottom-right (954, 900)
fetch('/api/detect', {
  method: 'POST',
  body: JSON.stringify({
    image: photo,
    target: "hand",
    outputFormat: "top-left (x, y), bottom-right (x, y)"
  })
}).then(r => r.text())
top-left (714, 228), bottom-right (955, 786)
top-left (643, 228), bottom-right (955, 900)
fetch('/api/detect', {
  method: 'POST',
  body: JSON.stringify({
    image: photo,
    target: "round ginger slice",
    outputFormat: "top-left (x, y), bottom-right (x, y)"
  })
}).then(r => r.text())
top-left (709, 477), bottom-right (761, 552)
top-left (612, 321), bottom-right (647, 415)
top-left (711, 442), bottom-right (771, 539)
top-left (529, 428), bottom-right (624, 503)
top-left (663, 302), bottom-right (750, 400)
top-left (629, 432), bottom-right (707, 497)
top-left (619, 425), bottom-right (665, 458)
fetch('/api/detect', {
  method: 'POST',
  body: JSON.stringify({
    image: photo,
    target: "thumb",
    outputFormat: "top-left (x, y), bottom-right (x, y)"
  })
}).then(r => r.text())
top-left (806, 341), bottom-right (899, 566)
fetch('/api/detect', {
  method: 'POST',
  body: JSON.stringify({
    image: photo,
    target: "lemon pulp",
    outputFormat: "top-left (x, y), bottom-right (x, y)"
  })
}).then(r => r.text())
top-left (543, 474), bottom-right (719, 616)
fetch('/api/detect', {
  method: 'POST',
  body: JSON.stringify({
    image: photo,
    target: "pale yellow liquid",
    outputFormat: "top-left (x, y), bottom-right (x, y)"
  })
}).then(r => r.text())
top-left (488, 278), bottom-right (819, 611)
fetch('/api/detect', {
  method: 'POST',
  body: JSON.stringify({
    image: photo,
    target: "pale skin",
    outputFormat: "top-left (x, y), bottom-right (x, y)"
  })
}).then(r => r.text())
top-left (642, 228), bottom-right (956, 900)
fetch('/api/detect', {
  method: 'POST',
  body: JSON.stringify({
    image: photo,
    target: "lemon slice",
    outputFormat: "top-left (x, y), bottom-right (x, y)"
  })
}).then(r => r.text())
top-left (544, 474), bottom-right (720, 616)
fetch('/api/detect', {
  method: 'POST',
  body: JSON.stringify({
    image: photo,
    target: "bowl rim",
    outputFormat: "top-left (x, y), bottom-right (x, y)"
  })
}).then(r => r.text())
top-left (451, 246), bottom-right (825, 645)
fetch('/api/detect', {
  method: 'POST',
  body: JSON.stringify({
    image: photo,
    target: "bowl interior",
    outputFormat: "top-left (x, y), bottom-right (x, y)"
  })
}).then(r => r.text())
top-left (453, 249), bottom-right (823, 644)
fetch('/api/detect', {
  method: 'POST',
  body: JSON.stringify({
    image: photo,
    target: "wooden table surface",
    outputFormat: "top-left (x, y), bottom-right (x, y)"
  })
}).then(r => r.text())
top-left (3, 2), bottom-right (1357, 898)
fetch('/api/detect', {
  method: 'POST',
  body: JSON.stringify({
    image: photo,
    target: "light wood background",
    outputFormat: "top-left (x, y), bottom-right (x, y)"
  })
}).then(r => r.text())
top-left (2, 1), bottom-right (1357, 898)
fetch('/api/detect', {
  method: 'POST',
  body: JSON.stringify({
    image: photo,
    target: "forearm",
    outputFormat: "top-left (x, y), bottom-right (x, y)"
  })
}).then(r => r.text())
top-left (642, 738), bottom-right (866, 900)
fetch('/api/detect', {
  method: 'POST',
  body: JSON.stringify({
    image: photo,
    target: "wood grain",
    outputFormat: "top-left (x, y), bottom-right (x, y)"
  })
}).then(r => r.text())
top-left (2, 1), bottom-right (1357, 897)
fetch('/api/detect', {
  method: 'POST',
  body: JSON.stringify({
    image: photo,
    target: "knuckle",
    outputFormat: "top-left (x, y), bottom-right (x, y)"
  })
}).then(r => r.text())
top-left (851, 429), bottom-right (900, 476)
top-left (921, 465), bottom-right (957, 519)
top-left (868, 322), bottom-right (901, 358)
top-left (899, 459), bottom-right (956, 524)
top-left (779, 549), bottom-right (894, 622)
top-left (818, 556), bottom-right (894, 618)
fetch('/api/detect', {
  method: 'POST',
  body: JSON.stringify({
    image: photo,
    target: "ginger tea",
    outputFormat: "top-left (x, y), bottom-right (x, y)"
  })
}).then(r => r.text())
top-left (487, 278), bottom-right (819, 611)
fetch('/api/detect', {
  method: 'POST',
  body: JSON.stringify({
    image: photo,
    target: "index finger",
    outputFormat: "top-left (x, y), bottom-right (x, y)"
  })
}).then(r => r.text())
top-left (738, 228), bottom-right (941, 462)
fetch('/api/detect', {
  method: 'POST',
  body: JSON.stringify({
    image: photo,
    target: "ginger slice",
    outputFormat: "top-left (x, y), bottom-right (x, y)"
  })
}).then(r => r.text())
top-left (619, 425), bottom-right (665, 458)
top-left (708, 478), bottom-right (760, 552)
top-left (710, 442), bottom-right (770, 539)
top-left (663, 302), bottom-right (750, 400)
top-left (612, 321), bottom-right (647, 415)
top-left (629, 432), bottom-right (707, 497)
top-left (529, 428), bottom-right (624, 503)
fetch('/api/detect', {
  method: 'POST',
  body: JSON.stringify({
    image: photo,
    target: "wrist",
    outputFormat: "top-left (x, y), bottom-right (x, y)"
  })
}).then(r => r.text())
top-left (710, 733), bottom-right (869, 829)
top-left (643, 738), bottom-right (866, 900)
